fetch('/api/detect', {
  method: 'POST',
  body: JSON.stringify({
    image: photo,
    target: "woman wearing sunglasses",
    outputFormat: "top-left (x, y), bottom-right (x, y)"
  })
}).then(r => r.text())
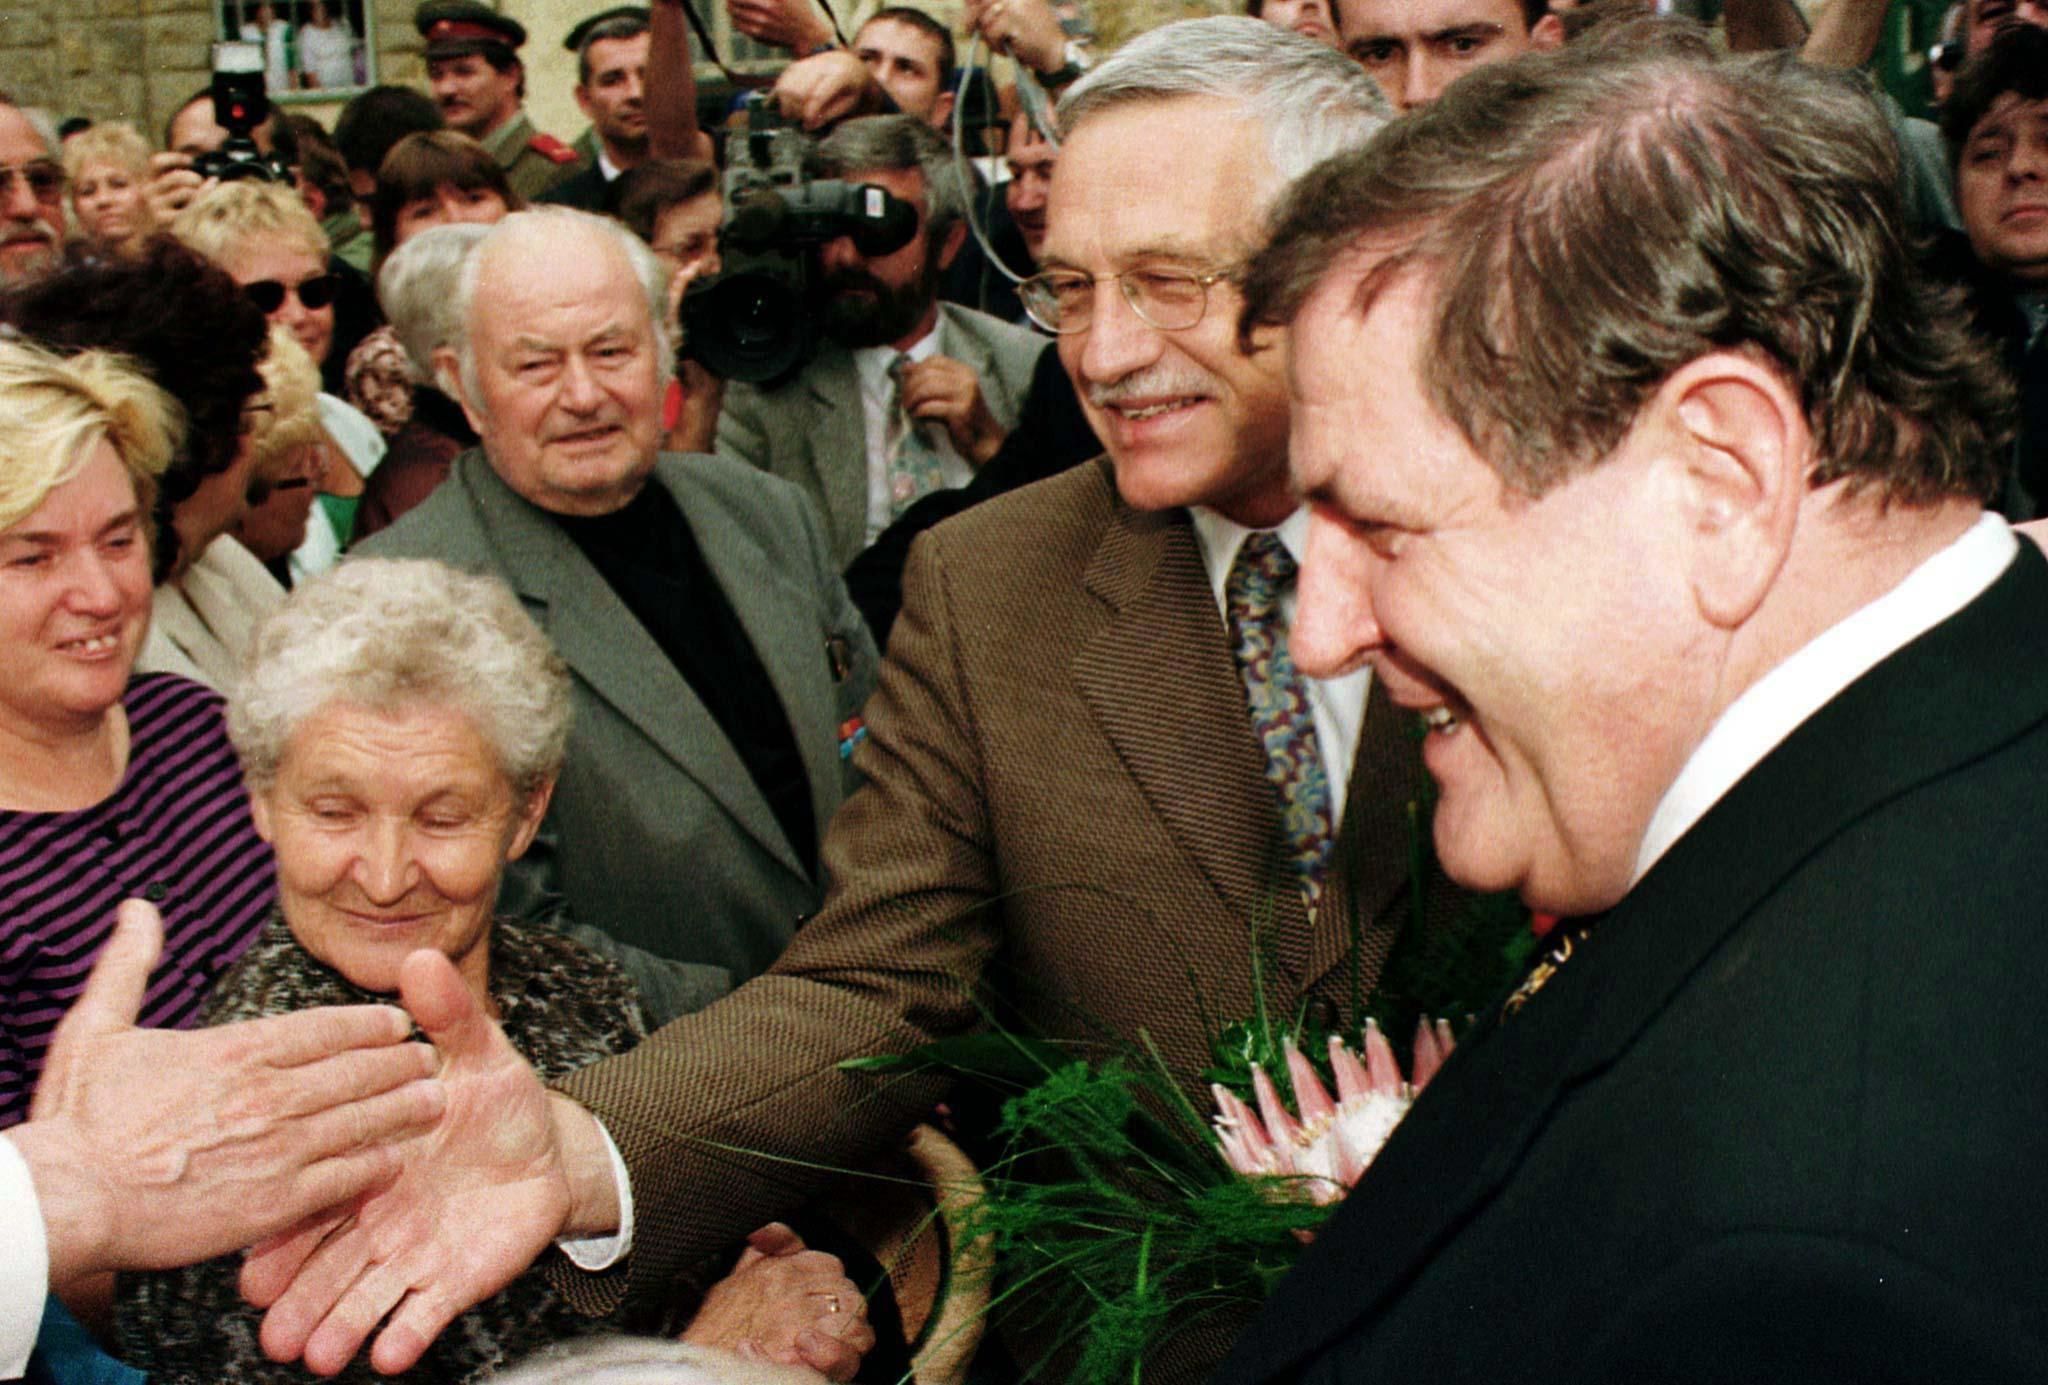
top-left (171, 182), bottom-right (386, 586)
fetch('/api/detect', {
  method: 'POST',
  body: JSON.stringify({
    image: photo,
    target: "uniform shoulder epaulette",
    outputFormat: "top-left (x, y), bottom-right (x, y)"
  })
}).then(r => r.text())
top-left (527, 132), bottom-right (580, 165)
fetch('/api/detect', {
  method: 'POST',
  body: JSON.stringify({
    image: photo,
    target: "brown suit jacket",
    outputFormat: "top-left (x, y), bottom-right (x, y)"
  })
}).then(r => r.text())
top-left (553, 461), bottom-right (1460, 1371)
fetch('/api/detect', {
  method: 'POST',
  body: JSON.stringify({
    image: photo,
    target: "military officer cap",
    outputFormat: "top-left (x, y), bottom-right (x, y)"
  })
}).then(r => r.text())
top-left (416, 0), bottom-right (528, 60)
top-left (563, 6), bottom-right (652, 52)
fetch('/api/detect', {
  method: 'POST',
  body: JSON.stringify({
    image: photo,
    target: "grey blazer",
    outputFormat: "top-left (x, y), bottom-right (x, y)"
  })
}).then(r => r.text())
top-left (714, 301), bottom-right (1051, 566)
top-left (358, 449), bottom-right (878, 1003)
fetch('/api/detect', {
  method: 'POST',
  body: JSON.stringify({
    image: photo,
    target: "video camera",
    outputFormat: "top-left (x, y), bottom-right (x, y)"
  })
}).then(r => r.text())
top-left (679, 98), bottom-right (920, 386)
top-left (193, 41), bottom-right (292, 184)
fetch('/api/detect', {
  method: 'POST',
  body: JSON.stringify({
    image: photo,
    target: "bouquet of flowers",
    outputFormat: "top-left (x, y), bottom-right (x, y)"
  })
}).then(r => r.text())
top-left (846, 825), bottom-right (1538, 1380)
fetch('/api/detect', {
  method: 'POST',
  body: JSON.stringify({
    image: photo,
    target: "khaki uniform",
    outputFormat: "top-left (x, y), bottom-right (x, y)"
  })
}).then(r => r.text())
top-left (479, 110), bottom-right (583, 202)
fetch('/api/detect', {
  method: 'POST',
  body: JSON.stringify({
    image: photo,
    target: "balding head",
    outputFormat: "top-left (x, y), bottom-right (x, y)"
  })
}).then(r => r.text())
top-left (446, 209), bottom-right (675, 516)
top-left (0, 102), bottom-right (63, 282)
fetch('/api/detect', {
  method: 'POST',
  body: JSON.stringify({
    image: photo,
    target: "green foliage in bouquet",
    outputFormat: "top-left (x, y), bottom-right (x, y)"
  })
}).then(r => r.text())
top-left (845, 724), bottom-right (1540, 1379)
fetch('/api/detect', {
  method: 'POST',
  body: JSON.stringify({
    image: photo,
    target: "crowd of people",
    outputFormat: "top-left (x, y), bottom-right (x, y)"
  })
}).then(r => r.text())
top-left (0, 0), bottom-right (2044, 1378)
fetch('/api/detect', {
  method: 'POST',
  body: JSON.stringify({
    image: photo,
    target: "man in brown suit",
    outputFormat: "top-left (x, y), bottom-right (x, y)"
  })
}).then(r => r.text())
top-left (245, 20), bottom-right (1439, 1383)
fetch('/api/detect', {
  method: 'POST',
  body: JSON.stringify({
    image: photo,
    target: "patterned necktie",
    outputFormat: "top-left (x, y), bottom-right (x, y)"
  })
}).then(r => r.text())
top-left (1227, 531), bottom-right (1335, 912)
top-left (886, 353), bottom-right (949, 520)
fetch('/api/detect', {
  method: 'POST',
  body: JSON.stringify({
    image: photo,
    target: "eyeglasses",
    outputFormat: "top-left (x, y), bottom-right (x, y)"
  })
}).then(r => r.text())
top-left (242, 273), bottom-right (340, 314)
top-left (1018, 266), bottom-right (1234, 335)
top-left (0, 161), bottom-right (65, 207)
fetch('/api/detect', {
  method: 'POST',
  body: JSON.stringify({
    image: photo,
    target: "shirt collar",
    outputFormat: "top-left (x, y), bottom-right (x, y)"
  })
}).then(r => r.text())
top-left (1632, 511), bottom-right (2016, 885)
top-left (853, 322), bottom-right (942, 396)
top-left (1188, 504), bottom-right (1310, 618)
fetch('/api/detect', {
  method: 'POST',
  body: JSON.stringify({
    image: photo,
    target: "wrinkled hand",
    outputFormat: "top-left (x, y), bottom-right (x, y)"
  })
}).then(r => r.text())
top-left (771, 49), bottom-right (885, 131)
top-left (241, 948), bottom-right (574, 1377)
top-left (728, 0), bottom-right (835, 53)
top-left (963, 0), bottom-right (1068, 75)
top-left (683, 1223), bottom-right (874, 1382)
top-left (901, 355), bottom-right (1006, 467)
top-left (8, 900), bottom-right (440, 1287)
top-left (144, 151), bottom-right (214, 223)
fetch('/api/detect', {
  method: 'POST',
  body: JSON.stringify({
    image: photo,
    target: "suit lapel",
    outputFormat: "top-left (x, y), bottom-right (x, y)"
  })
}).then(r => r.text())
top-left (460, 457), bottom-right (808, 878)
top-left (674, 462), bottom-right (843, 868)
top-left (1222, 539), bottom-right (2048, 1384)
top-left (1302, 678), bottom-right (1430, 996)
top-left (1070, 494), bottom-right (1308, 956)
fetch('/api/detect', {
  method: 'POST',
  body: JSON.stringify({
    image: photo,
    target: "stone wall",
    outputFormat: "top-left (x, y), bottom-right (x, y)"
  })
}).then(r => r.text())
top-left (0, 0), bottom-right (520, 142)
top-left (0, 0), bottom-right (799, 150)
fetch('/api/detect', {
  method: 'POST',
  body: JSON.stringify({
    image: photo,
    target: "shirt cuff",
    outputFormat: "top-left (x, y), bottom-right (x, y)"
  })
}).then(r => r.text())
top-left (554, 1118), bottom-right (634, 1272)
top-left (0, 1134), bottom-right (50, 1378)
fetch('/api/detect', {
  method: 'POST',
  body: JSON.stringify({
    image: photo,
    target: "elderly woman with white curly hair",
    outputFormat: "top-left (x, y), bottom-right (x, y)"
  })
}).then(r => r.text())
top-left (113, 557), bottom-right (873, 1385)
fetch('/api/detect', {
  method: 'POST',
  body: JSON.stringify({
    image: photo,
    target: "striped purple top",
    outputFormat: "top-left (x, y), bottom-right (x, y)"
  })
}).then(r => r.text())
top-left (0, 674), bottom-right (275, 1128)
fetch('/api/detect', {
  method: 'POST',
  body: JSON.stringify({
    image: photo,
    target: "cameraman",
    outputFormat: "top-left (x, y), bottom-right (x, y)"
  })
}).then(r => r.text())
top-left (713, 114), bottom-right (1048, 567)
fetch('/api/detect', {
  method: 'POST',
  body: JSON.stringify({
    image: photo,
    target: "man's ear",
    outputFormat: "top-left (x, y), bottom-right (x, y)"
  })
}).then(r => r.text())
top-left (573, 83), bottom-right (596, 122)
top-left (930, 88), bottom-right (956, 132)
top-left (1656, 351), bottom-right (1809, 630)
top-left (1529, 11), bottom-right (1565, 49)
top-left (435, 346), bottom-right (490, 437)
top-left (935, 215), bottom-right (969, 273)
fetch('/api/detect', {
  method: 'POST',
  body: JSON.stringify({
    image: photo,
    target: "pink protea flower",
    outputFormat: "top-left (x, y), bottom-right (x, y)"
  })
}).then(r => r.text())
top-left (1210, 1017), bottom-right (1453, 1204)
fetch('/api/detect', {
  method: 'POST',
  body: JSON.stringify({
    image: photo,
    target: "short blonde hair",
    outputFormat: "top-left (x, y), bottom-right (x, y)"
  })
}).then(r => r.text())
top-left (171, 180), bottom-right (330, 269)
top-left (0, 334), bottom-right (181, 537)
top-left (61, 121), bottom-right (150, 182)
top-left (248, 326), bottom-right (324, 485)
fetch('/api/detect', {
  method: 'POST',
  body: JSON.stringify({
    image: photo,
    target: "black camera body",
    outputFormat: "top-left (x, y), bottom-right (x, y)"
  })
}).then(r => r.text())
top-left (680, 105), bottom-right (919, 385)
top-left (194, 41), bottom-right (292, 184)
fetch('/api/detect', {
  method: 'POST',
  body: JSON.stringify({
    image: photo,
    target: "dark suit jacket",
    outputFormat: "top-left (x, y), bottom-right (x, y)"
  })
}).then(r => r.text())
top-left (535, 161), bottom-right (615, 214)
top-left (358, 450), bottom-right (877, 992)
top-left (1216, 539), bottom-right (2048, 1385)
top-left (551, 462), bottom-right (1469, 1377)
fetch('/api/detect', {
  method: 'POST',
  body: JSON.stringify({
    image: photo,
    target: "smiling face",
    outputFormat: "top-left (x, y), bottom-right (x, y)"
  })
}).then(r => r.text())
top-left (71, 159), bottom-right (152, 252)
top-left (1956, 92), bottom-right (2048, 287)
top-left (458, 219), bottom-right (665, 517)
top-left (1004, 110), bottom-right (1056, 263)
top-left (251, 699), bottom-right (549, 1000)
top-left (1287, 259), bottom-right (1710, 913)
top-left (1340, 0), bottom-right (1561, 111)
top-left (429, 53), bottom-right (522, 139)
top-left (0, 441), bottom-right (153, 740)
top-left (1042, 96), bottom-right (1293, 527)
top-left (219, 240), bottom-right (337, 368)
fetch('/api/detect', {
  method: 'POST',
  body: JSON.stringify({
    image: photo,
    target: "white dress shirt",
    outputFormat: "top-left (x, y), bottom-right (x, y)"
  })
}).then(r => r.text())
top-left (854, 327), bottom-right (974, 546)
top-left (0, 1135), bottom-right (48, 1378)
top-left (1190, 505), bottom-right (1372, 824)
top-left (1633, 512), bottom-right (2016, 885)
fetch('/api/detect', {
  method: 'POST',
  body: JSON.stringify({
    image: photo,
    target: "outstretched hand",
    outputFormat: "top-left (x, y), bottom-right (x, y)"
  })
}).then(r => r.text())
top-left (242, 948), bottom-right (574, 1376)
top-left (8, 900), bottom-right (441, 1288)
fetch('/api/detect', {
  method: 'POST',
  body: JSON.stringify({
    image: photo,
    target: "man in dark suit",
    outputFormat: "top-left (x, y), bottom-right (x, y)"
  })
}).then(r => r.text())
top-left (240, 23), bottom-right (1466, 1384)
top-left (1211, 32), bottom-right (2044, 1383)
top-left (360, 206), bottom-right (876, 1019)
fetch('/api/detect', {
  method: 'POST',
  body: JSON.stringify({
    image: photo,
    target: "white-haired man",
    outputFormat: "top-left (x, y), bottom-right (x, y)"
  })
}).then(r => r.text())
top-left (360, 208), bottom-right (877, 1018)
top-left (0, 101), bottom-right (63, 282)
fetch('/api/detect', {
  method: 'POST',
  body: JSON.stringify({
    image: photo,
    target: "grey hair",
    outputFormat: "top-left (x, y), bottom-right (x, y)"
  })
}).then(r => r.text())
top-left (229, 558), bottom-right (572, 799)
top-left (492, 1339), bottom-right (824, 1385)
top-left (1058, 17), bottom-right (1391, 184)
top-left (814, 114), bottom-right (972, 240)
top-left (375, 221), bottom-right (490, 384)
top-left (452, 206), bottom-right (675, 408)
